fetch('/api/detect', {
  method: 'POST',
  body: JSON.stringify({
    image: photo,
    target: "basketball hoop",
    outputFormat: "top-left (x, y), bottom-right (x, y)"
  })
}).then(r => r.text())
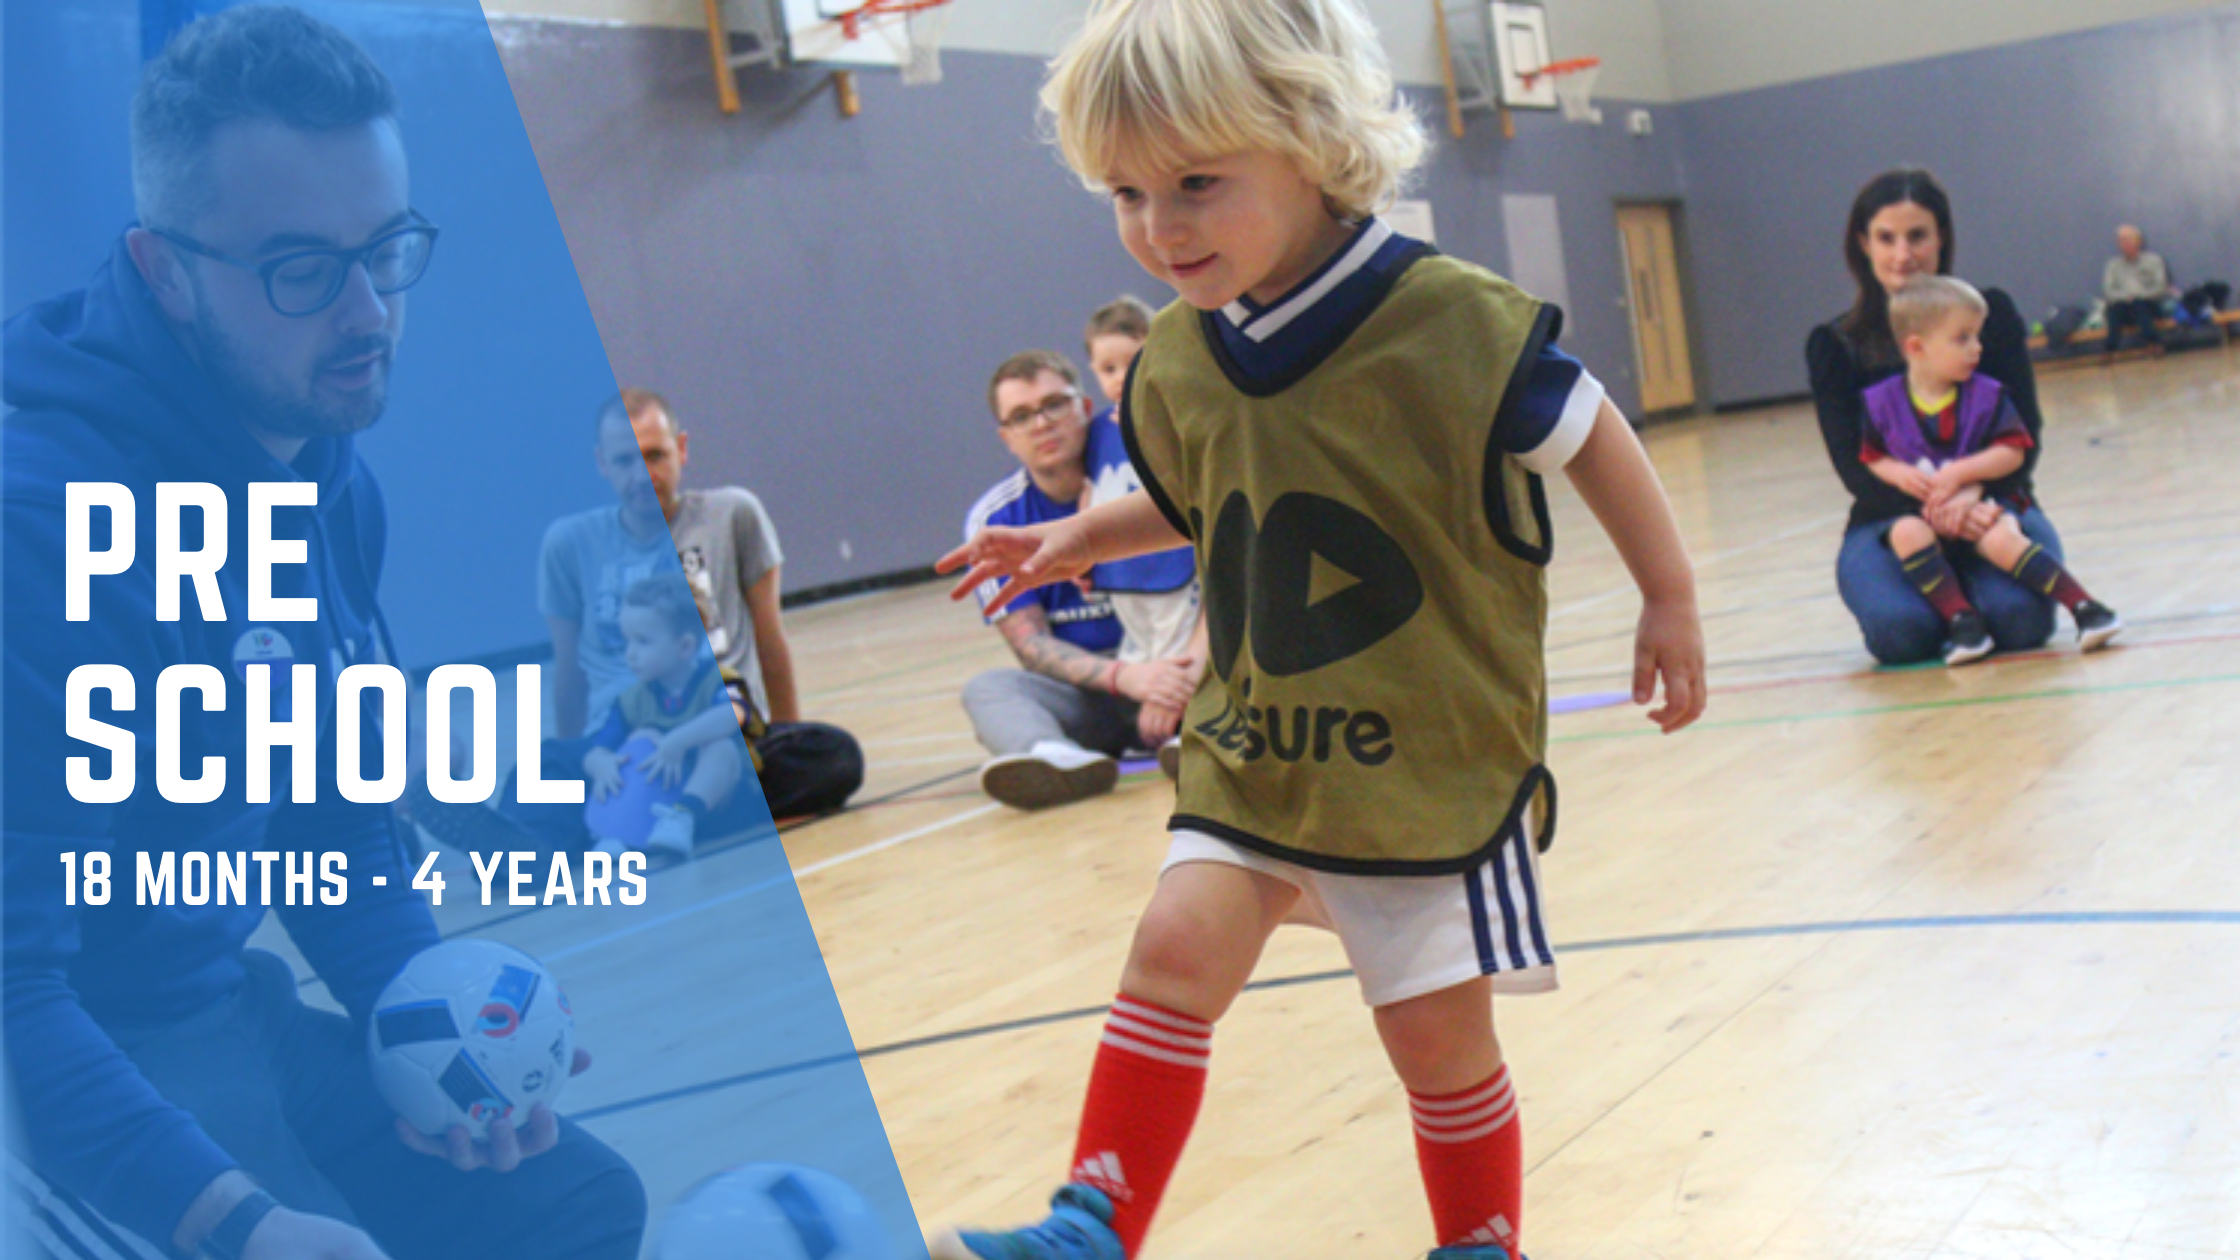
top-left (1521, 56), bottom-right (1602, 125)
top-left (832, 0), bottom-right (953, 86)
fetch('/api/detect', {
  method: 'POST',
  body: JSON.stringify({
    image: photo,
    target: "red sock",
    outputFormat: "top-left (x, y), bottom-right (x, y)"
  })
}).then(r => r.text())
top-left (1411, 1065), bottom-right (1523, 1254)
top-left (1070, 994), bottom-right (1212, 1255)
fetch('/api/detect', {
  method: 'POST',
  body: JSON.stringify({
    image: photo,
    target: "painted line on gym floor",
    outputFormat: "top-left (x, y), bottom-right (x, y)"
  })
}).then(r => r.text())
top-left (406, 767), bottom-right (980, 950)
top-left (1552, 669), bottom-right (2240, 743)
top-left (1696, 628), bottom-right (2240, 700)
top-left (540, 802), bottom-right (1002, 964)
top-left (869, 750), bottom-right (986, 769)
top-left (566, 908), bottom-right (2240, 1122)
top-left (379, 653), bottom-right (2235, 962)
top-left (1550, 511), bottom-right (1845, 619)
top-left (789, 802), bottom-right (1003, 880)
top-left (1541, 603), bottom-right (2240, 695)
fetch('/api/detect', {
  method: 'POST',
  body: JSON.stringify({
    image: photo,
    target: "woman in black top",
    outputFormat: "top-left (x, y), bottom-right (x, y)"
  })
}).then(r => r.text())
top-left (1806, 168), bottom-right (2066, 665)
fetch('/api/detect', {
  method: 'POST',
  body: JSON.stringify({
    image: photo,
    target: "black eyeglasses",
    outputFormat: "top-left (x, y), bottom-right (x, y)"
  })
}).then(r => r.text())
top-left (154, 215), bottom-right (440, 317)
top-left (997, 391), bottom-right (1083, 431)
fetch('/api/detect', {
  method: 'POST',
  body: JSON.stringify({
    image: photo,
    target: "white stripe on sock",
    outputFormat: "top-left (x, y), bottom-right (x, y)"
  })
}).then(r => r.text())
top-left (1107, 1012), bottom-right (1213, 1054)
top-left (1111, 998), bottom-right (1213, 1037)
top-left (1415, 1099), bottom-right (1520, 1144)
top-left (1102, 1029), bottom-right (1212, 1070)
top-left (1410, 1081), bottom-right (1512, 1117)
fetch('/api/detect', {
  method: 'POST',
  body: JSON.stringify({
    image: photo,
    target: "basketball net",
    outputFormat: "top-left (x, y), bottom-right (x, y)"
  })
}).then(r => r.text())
top-left (844, 0), bottom-right (953, 87)
top-left (1524, 57), bottom-right (1602, 125)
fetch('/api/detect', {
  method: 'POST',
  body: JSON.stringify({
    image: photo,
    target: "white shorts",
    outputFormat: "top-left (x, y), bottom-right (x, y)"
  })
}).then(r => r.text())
top-left (1163, 824), bottom-right (1559, 1009)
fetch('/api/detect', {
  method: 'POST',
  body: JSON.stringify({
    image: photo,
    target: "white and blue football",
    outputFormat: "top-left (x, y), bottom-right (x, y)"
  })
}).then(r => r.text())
top-left (658, 1163), bottom-right (898, 1260)
top-left (367, 939), bottom-right (574, 1140)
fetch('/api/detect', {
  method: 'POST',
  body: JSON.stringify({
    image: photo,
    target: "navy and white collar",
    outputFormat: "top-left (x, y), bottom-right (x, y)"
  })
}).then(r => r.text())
top-left (1218, 218), bottom-right (1395, 344)
top-left (1198, 217), bottom-right (1432, 397)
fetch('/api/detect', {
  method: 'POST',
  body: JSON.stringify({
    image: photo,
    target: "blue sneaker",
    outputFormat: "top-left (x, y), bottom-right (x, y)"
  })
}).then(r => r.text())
top-left (1428, 1246), bottom-right (1523, 1259)
top-left (929, 1185), bottom-right (1124, 1260)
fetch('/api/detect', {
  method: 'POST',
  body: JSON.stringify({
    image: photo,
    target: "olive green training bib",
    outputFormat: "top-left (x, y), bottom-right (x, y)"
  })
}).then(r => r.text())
top-left (1123, 253), bottom-right (1560, 875)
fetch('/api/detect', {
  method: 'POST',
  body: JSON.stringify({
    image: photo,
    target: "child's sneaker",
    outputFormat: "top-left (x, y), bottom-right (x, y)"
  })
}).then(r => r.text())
top-left (2075, 601), bottom-right (2123, 652)
top-left (1943, 610), bottom-right (1993, 666)
top-left (979, 741), bottom-right (1119, 810)
top-left (643, 803), bottom-right (696, 861)
top-left (928, 1185), bottom-right (1121, 1260)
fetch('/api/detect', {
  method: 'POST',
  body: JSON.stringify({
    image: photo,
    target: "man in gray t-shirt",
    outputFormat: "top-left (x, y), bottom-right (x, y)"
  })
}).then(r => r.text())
top-left (672, 485), bottom-right (785, 725)
top-left (2102, 224), bottom-right (2177, 354)
top-left (530, 390), bottom-right (859, 835)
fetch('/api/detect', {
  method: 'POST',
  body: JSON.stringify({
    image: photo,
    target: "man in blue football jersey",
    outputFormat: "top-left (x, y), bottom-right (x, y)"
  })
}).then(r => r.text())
top-left (961, 351), bottom-right (1199, 809)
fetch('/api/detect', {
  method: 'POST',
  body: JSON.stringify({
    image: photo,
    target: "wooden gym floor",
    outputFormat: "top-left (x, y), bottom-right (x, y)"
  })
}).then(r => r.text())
top-left (359, 349), bottom-right (2239, 1257)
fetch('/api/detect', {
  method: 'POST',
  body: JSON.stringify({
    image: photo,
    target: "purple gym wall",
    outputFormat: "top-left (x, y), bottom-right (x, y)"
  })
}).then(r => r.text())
top-left (1676, 6), bottom-right (2240, 407)
top-left (492, 26), bottom-right (1687, 596)
top-left (496, 6), bottom-right (2237, 599)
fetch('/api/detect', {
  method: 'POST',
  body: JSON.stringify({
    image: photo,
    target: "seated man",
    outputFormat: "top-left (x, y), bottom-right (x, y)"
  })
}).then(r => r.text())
top-left (633, 389), bottom-right (864, 820)
top-left (962, 351), bottom-right (1199, 809)
top-left (2, 10), bottom-right (641, 1257)
top-left (517, 390), bottom-right (859, 849)
top-left (2102, 223), bottom-right (2176, 354)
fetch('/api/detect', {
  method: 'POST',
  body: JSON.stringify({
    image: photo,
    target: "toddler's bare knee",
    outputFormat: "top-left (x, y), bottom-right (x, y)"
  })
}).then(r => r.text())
top-left (1887, 515), bottom-right (1936, 556)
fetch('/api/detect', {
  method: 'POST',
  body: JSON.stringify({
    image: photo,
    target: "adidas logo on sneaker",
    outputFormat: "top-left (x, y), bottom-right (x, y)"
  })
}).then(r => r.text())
top-left (1069, 1152), bottom-right (1131, 1202)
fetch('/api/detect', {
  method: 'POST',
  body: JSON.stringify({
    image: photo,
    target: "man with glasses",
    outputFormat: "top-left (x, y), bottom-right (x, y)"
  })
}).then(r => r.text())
top-left (2, 9), bottom-right (640, 1259)
top-left (962, 351), bottom-right (1199, 809)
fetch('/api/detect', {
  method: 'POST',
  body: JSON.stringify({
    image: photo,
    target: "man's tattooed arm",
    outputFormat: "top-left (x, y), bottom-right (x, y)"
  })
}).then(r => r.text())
top-left (996, 603), bottom-right (1117, 693)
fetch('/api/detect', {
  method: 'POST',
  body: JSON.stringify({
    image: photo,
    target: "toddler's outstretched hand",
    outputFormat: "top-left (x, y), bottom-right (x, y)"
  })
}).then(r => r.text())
top-left (1634, 598), bottom-right (1707, 733)
top-left (937, 520), bottom-right (1095, 613)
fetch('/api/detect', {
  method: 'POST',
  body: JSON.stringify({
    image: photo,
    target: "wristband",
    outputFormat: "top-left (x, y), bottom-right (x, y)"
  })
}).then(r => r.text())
top-left (199, 1189), bottom-right (277, 1260)
top-left (1105, 660), bottom-right (1123, 695)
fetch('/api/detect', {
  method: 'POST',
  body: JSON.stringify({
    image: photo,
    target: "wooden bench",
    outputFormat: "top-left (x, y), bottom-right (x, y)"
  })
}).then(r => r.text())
top-left (2027, 307), bottom-right (2239, 362)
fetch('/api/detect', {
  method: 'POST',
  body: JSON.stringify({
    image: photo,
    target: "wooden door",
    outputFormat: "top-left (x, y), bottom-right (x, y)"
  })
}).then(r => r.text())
top-left (1617, 203), bottom-right (1697, 413)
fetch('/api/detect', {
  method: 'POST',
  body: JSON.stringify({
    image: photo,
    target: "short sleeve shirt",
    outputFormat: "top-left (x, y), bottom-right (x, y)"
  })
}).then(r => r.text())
top-left (537, 507), bottom-right (687, 736)
top-left (963, 470), bottom-right (1122, 654)
top-left (670, 487), bottom-right (783, 723)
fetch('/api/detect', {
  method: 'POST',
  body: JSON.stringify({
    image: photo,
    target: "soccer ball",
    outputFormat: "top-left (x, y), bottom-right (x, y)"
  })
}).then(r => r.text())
top-left (657, 1164), bottom-right (897, 1260)
top-left (367, 939), bottom-right (574, 1140)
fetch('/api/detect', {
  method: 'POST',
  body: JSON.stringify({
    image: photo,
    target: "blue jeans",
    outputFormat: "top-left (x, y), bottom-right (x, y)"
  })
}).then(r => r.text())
top-left (1836, 507), bottom-right (2065, 665)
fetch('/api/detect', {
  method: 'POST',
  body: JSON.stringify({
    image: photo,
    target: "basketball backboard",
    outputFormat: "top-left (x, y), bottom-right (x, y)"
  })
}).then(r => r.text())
top-left (1490, 2), bottom-right (1558, 110)
top-left (779, 0), bottom-right (907, 68)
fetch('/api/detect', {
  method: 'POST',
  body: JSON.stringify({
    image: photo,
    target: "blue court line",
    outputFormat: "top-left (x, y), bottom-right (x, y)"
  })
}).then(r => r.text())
top-left (567, 908), bottom-right (2240, 1124)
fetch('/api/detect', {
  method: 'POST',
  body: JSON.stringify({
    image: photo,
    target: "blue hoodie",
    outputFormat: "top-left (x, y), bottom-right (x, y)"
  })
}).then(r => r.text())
top-left (3, 237), bottom-right (441, 1244)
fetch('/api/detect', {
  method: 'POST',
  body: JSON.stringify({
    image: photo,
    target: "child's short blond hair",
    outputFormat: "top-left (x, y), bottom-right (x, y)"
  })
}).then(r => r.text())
top-left (1889, 275), bottom-right (1988, 347)
top-left (1041, 0), bottom-right (1426, 221)
top-left (1085, 295), bottom-right (1156, 347)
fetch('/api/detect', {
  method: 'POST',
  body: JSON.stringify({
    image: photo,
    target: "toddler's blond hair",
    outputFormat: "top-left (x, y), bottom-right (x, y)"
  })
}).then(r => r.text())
top-left (1889, 275), bottom-right (1988, 348)
top-left (1041, 0), bottom-right (1426, 221)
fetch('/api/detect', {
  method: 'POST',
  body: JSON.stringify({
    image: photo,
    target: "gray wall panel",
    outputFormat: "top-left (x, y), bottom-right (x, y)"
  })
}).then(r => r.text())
top-left (1659, 0), bottom-right (2235, 100)
top-left (1677, 7), bottom-right (2240, 406)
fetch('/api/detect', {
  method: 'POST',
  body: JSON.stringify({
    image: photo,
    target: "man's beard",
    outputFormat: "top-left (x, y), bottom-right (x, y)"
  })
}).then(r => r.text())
top-left (190, 311), bottom-right (391, 442)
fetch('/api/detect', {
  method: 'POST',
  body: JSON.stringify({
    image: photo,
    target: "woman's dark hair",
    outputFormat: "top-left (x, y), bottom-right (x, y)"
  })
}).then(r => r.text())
top-left (1838, 168), bottom-right (1957, 366)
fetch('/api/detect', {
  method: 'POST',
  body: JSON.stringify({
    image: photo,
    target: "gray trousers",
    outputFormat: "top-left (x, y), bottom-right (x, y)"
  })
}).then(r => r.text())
top-left (962, 669), bottom-right (1140, 758)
